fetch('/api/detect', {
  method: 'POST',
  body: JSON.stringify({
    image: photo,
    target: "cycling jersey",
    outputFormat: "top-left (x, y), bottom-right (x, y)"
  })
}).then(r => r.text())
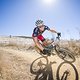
top-left (32, 25), bottom-right (50, 37)
top-left (32, 25), bottom-right (50, 42)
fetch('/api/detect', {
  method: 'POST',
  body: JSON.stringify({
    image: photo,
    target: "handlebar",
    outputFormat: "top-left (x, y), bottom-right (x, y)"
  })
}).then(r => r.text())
top-left (51, 32), bottom-right (61, 41)
top-left (57, 33), bottom-right (61, 37)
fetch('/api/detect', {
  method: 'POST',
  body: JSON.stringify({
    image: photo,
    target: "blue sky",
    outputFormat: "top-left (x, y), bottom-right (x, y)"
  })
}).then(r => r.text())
top-left (0, 0), bottom-right (80, 39)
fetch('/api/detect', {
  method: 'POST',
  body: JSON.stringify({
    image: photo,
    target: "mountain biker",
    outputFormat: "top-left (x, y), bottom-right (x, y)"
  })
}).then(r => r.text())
top-left (32, 20), bottom-right (60, 55)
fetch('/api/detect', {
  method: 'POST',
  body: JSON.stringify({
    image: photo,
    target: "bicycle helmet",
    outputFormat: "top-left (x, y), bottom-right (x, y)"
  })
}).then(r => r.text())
top-left (35, 20), bottom-right (44, 27)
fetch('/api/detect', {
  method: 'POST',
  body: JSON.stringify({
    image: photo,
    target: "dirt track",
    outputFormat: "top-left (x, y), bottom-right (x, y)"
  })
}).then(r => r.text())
top-left (0, 46), bottom-right (80, 80)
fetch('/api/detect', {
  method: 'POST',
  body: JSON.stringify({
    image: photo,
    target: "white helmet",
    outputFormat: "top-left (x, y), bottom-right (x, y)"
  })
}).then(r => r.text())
top-left (35, 20), bottom-right (44, 27)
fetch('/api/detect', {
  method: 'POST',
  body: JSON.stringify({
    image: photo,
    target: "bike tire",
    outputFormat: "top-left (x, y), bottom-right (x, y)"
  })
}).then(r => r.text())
top-left (55, 47), bottom-right (76, 63)
top-left (56, 62), bottom-right (79, 80)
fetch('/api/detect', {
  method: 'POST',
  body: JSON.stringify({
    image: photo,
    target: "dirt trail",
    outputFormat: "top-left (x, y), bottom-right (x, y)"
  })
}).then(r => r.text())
top-left (0, 47), bottom-right (80, 80)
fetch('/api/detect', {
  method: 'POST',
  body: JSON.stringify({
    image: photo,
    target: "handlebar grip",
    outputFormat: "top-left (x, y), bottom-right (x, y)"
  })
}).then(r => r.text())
top-left (57, 33), bottom-right (61, 37)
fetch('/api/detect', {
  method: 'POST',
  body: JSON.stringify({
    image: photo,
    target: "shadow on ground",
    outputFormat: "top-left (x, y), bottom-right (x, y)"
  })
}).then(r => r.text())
top-left (30, 57), bottom-right (79, 80)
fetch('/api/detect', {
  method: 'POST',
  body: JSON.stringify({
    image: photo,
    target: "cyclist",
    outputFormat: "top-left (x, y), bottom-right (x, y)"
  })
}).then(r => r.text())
top-left (32, 20), bottom-right (60, 55)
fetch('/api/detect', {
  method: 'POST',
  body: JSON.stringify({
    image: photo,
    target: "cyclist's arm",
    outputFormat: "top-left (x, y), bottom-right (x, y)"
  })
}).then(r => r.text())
top-left (33, 37), bottom-right (44, 51)
top-left (45, 26), bottom-right (57, 33)
top-left (48, 29), bottom-right (58, 33)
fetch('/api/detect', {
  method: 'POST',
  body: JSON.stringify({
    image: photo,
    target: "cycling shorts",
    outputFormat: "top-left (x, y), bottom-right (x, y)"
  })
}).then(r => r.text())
top-left (32, 34), bottom-right (45, 42)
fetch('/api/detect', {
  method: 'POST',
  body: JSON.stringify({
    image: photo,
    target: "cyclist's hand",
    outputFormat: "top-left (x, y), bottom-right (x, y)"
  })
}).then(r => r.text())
top-left (57, 32), bottom-right (61, 37)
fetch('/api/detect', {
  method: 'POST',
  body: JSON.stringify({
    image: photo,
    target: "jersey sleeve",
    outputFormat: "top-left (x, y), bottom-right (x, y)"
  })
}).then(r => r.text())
top-left (45, 26), bottom-right (50, 30)
top-left (32, 27), bottom-right (39, 37)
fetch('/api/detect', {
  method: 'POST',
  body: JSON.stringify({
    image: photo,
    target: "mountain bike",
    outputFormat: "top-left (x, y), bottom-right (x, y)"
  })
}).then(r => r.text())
top-left (30, 34), bottom-right (78, 80)
top-left (38, 33), bottom-right (75, 63)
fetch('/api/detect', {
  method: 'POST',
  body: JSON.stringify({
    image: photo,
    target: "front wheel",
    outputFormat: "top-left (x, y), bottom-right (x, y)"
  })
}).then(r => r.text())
top-left (55, 46), bottom-right (76, 63)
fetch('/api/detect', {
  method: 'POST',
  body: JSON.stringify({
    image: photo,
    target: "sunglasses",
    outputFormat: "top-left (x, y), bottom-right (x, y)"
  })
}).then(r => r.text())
top-left (38, 26), bottom-right (44, 28)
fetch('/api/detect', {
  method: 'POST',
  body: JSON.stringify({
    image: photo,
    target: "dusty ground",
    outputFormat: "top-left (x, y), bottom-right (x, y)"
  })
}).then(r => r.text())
top-left (0, 46), bottom-right (80, 80)
top-left (0, 37), bottom-right (80, 80)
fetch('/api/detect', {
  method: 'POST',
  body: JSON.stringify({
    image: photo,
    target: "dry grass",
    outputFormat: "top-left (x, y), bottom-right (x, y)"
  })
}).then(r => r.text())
top-left (0, 37), bottom-right (80, 56)
top-left (61, 40), bottom-right (80, 56)
top-left (0, 42), bottom-right (35, 52)
top-left (0, 36), bottom-right (34, 51)
top-left (0, 37), bottom-right (80, 80)
top-left (0, 51), bottom-right (34, 80)
top-left (68, 40), bottom-right (80, 56)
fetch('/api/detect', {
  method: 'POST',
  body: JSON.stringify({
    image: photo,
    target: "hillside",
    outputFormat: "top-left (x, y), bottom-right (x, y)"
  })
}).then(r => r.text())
top-left (0, 36), bottom-right (80, 80)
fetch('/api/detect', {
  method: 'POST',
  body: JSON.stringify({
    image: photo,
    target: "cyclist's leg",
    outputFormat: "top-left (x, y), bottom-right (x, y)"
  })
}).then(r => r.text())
top-left (37, 35), bottom-right (54, 47)
top-left (34, 44), bottom-right (40, 53)
top-left (37, 35), bottom-right (47, 46)
top-left (32, 35), bottom-right (43, 53)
